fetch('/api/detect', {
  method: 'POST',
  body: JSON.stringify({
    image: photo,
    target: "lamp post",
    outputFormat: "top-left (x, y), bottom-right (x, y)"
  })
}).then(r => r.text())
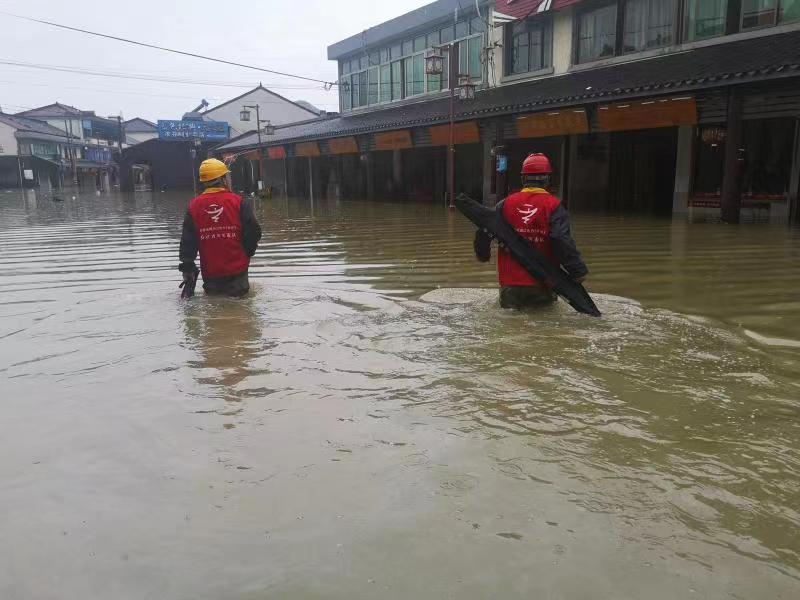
top-left (426, 44), bottom-right (476, 209)
top-left (241, 104), bottom-right (276, 195)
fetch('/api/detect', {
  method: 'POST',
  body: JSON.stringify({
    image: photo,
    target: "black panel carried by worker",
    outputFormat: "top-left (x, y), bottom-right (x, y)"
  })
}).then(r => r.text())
top-left (474, 153), bottom-right (589, 310)
top-left (178, 159), bottom-right (262, 298)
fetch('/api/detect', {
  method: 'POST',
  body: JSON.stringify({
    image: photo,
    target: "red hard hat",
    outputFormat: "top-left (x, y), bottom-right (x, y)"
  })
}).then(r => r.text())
top-left (522, 153), bottom-right (553, 175)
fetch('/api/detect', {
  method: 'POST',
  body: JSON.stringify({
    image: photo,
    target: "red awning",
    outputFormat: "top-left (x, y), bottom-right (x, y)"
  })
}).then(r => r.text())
top-left (495, 0), bottom-right (584, 19)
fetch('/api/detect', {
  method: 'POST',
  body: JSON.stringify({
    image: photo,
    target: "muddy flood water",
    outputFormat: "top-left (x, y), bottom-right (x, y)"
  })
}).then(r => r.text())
top-left (1, 190), bottom-right (799, 599)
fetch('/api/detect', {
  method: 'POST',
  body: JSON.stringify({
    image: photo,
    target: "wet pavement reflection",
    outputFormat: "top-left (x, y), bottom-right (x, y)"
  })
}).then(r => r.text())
top-left (1, 189), bottom-right (799, 599)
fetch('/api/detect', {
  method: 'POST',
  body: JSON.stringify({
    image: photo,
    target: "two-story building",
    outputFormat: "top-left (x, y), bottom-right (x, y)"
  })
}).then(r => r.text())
top-left (0, 112), bottom-right (78, 190)
top-left (216, 0), bottom-right (800, 223)
top-left (16, 103), bottom-right (124, 191)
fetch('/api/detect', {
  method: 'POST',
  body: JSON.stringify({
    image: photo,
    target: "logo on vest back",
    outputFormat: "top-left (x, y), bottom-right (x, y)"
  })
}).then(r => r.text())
top-left (205, 204), bottom-right (224, 223)
top-left (518, 205), bottom-right (539, 225)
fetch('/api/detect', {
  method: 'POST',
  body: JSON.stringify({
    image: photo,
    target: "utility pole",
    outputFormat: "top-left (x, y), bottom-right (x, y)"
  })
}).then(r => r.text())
top-left (448, 44), bottom-right (457, 210)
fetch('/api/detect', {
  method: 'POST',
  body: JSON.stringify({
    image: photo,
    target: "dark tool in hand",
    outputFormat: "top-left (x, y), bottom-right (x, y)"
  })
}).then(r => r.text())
top-left (455, 194), bottom-right (601, 317)
top-left (179, 267), bottom-right (200, 300)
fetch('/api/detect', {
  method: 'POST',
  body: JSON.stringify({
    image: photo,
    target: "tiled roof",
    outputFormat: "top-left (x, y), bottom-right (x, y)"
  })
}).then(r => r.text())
top-left (124, 118), bottom-right (158, 132)
top-left (16, 102), bottom-right (83, 117)
top-left (221, 30), bottom-right (800, 152)
top-left (0, 112), bottom-right (74, 138)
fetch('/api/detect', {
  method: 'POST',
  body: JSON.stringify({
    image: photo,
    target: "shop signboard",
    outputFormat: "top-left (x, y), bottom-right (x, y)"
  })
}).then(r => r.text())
top-left (157, 120), bottom-right (230, 141)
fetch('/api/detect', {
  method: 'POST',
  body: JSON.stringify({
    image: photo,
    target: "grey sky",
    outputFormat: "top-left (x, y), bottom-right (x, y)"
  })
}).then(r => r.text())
top-left (0, 0), bottom-right (433, 121)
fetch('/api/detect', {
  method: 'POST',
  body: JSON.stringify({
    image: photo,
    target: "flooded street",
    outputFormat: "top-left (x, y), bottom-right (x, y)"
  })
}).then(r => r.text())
top-left (1, 190), bottom-right (799, 599)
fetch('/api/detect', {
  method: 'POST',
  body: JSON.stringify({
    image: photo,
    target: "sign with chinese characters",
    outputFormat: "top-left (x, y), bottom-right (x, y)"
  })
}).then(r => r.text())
top-left (429, 121), bottom-right (480, 146)
top-left (517, 109), bottom-right (589, 138)
top-left (295, 142), bottom-right (321, 157)
top-left (374, 130), bottom-right (413, 151)
top-left (596, 97), bottom-right (698, 132)
top-left (326, 137), bottom-right (359, 155)
top-left (157, 120), bottom-right (230, 141)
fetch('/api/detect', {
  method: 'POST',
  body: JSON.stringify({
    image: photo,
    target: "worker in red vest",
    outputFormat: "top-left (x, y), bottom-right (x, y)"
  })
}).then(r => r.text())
top-left (475, 153), bottom-right (588, 309)
top-left (178, 159), bottom-right (262, 297)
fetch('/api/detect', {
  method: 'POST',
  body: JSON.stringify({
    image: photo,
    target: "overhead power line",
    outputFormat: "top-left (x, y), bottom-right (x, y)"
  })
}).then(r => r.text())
top-left (0, 10), bottom-right (339, 88)
top-left (0, 59), bottom-right (330, 91)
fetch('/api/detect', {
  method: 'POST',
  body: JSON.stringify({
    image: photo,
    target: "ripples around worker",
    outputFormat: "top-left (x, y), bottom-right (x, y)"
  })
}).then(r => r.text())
top-left (178, 159), bottom-right (262, 297)
top-left (474, 153), bottom-right (589, 309)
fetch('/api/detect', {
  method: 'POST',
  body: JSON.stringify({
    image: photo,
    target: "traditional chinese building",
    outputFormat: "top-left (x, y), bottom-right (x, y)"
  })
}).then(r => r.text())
top-left (216, 0), bottom-right (800, 223)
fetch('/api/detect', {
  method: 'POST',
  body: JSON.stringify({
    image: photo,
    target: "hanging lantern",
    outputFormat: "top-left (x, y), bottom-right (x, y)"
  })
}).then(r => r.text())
top-left (457, 76), bottom-right (476, 101)
top-left (262, 121), bottom-right (276, 136)
top-left (239, 109), bottom-right (252, 122)
top-left (425, 50), bottom-right (444, 76)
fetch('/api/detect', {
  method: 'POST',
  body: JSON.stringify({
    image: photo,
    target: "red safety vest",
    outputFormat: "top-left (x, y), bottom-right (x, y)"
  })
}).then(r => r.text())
top-left (188, 190), bottom-right (250, 279)
top-left (498, 188), bottom-right (560, 288)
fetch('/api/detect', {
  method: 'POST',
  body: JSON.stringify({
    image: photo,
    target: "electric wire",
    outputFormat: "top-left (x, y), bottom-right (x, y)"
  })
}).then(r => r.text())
top-left (0, 10), bottom-right (338, 87)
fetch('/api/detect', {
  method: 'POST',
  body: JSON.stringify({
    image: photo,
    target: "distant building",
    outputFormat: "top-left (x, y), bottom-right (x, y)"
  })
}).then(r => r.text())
top-left (201, 85), bottom-right (319, 137)
top-left (295, 100), bottom-right (323, 115)
top-left (0, 112), bottom-right (77, 189)
top-left (16, 103), bottom-right (124, 190)
top-left (124, 118), bottom-right (158, 145)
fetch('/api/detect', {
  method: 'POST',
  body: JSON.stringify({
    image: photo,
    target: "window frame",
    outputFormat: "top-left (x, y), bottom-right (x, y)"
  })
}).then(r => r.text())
top-left (740, 0), bottom-right (779, 31)
top-left (622, 0), bottom-right (680, 53)
top-left (574, 0), bottom-right (620, 64)
top-left (505, 15), bottom-right (553, 76)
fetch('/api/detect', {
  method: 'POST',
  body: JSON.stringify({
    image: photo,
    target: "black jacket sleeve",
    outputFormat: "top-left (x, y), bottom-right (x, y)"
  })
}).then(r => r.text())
top-left (474, 229), bottom-right (492, 262)
top-left (240, 199), bottom-right (262, 258)
top-left (178, 211), bottom-right (199, 271)
top-left (549, 204), bottom-right (589, 280)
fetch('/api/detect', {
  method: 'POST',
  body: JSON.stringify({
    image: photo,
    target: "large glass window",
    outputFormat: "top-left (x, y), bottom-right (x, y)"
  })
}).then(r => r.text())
top-left (350, 74), bottom-right (359, 108)
top-left (468, 36), bottom-right (482, 81)
top-left (577, 3), bottom-right (617, 63)
top-left (359, 71), bottom-right (368, 106)
top-left (413, 53), bottom-right (425, 95)
top-left (368, 66), bottom-right (379, 105)
top-left (624, 0), bottom-right (676, 52)
top-left (391, 61), bottom-right (402, 100)
top-left (780, 0), bottom-right (800, 21)
top-left (685, 0), bottom-right (728, 40)
top-left (342, 77), bottom-right (351, 110)
top-left (380, 65), bottom-right (391, 103)
top-left (507, 19), bottom-right (552, 75)
top-left (404, 56), bottom-right (414, 97)
top-left (742, 0), bottom-right (778, 29)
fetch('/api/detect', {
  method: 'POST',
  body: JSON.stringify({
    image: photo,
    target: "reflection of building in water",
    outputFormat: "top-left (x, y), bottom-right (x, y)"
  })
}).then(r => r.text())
top-left (182, 298), bottom-right (265, 401)
top-left (215, 0), bottom-right (800, 224)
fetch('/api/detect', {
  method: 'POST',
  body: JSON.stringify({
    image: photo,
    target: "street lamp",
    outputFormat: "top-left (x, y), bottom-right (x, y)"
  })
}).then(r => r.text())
top-left (242, 104), bottom-right (274, 194)
top-left (428, 45), bottom-right (477, 209)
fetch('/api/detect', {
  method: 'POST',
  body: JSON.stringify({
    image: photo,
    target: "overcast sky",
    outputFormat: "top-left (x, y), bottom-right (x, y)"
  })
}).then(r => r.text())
top-left (0, 0), bottom-right (433, 121)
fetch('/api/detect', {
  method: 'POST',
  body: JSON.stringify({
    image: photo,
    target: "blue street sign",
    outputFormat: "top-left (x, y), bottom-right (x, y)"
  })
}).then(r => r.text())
top-left (157, 120), bottom-right (230, 141)
top-left (497, 155), bottom-right (508, 173)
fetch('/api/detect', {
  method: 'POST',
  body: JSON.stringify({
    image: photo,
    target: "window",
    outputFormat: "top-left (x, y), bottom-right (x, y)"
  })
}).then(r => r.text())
top-left (359, 71), bottom-right (368, 106)
top-left (780, 0), bottom-right (800, 21)
top-left (427, 31), bottom-right (440, 49)
top-left (471, 16), bottom-right (485, 33)
top-left (404, 56), bottom-right (414, 97)
top-left (742, 0), bottom-right (778, 29)
top-left (456, 20), bottom-right (469, 38)
top-left (380, 65), bottom-right (391, 102)
top-left (369, 52), bottom-right (380, 66)
top-left (413, 35), bottom-right (426, 52)
top-left (440, 25), bottom-right (454, 43)
top-left (468, 36), bottom-right (482, 80)
top-left (368, 67), bottom-right (379, 105)
top-left (390, 44), bottom-right (402, 60)
top-left (507, 19), bottom-right (552, 75)
top-left (391, 61), bottom-right (402, 100)
top-left (413, 53), bottom-right (425, 95)
top-left (402, 40), bottom-right (413, 56)
top-left (624, 0), bottom-right (676, 52)
top-left (350, 74), bottom-right (359, 108)
top-left (342, 77), bottom-right (351, 110)
top-left (577, 3), bottom-right (617, 63)
top-left (359, 56), bottom-right (369, 70)
top-left (685, 0), bottom-right (728, 40)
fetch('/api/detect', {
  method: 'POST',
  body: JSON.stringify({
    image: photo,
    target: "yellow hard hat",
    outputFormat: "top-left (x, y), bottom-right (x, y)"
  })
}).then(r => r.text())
top-left (199, 158), bottom-right (230, 183)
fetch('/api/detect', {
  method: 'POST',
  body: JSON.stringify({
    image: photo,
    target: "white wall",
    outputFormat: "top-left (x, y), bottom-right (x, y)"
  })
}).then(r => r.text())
top-left (0, 122), bottom-right (19, 155)
top-left (203, 88), bottom-right (317, 137)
